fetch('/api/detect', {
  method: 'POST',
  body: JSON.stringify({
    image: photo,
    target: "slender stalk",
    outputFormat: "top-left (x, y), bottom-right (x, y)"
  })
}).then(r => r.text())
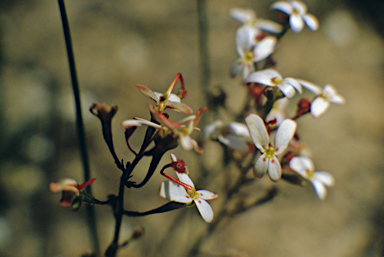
top-left (197, 0), bottom-right (210, 98)
top-left (57, 0), bottom-right (99, 254)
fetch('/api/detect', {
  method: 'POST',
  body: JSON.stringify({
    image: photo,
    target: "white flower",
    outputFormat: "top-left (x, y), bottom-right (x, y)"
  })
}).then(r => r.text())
top-left (159, 172), bottom-right (218, 223)
top-left (271, 1), bottom-right (319, 32)
top-left (245, 114), bottom-right (296, 181)
top-left (204, 120), bottom-right (252, 155)
top-left (298, 80), bottom-right (346, 118)
top-left (245, 69), bottom-right (302, 98)
top-left (231, 26), bottom-right (277, 79)
top-left (289, 156), bottom-right (334, 200)
top-left (230, 8), bottom-right (283, 33)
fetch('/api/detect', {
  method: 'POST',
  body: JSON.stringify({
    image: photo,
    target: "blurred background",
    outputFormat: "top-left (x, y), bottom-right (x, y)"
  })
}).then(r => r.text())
top-left (0, 0), bottom-right (383, 256)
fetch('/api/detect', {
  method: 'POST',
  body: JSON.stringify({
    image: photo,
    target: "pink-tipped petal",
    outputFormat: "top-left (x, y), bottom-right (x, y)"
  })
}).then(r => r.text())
top-left (159, 181), bottom-right (192, 203)
top-left (242, 62), bottom-right (253, 79)
top-left (165, 101), bottom-right (193, 114)
top-left (253, 36), bottom-right (277, 62)
top-left (245, 114), bottom-right (269, 151)
top-left (274, 119), bottom-right (296, 154)
top-left (197, 190), bottom-right (218, 200)
top-left (290, 14), bottom-right (304, 32)
top-left (271, 2), bottom-right (293, 15)
top-left (195, 198), bottom-right (214, 223)
top-left (267, 156), bottom-right (282, 181)
top-left (303, 13), bottom-right (319, 31)
top-left (254, 155), bottom-right (268, 178)
top-left (245, 69), bottom-right (282, 86)
top-left (311, 179), bottom-right (327, 200)
top-left (311, 97), bottom-right (330, 118)
top-left (136, 84), bottom-right (159, 102)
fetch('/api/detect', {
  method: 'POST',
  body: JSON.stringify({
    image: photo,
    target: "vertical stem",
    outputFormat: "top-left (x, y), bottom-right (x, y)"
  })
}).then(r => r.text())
top-left (196, 0), bottom-right (211, 182)
top-left (57, 0), bottom-right (99, 254)
top-left (197, 0), bottom-right (210, 99)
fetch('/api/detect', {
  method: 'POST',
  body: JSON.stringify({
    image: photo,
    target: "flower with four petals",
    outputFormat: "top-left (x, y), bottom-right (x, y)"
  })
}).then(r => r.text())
top-left (271, 0), bottom-right (319, 32)
top-left (231, 26), bottom-right (277, 79)
top-left (297, 79), bottom-right (345, 118)
top-left (160, 154), bottom-right (218, 223)
top-left (289, 156), bottom-right (335, 199)
top-left (245, 69), bottom-right (302, 98)
top-left (245, 114), bottom-right (296, 181)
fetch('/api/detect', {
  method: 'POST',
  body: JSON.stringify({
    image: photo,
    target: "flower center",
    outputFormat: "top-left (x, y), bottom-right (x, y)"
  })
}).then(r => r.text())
top-left (271, 77), bottom-right (281, 85)
top-left (187, 189), bottom-right (199, 200)
top-left (293, 9), bottom-right (299, 15)
top-left (244, 51), bottom-right (254, 63)
top-left (306, 169), bottom-right (314, 179)
top-left (264, 146), bottom-right (275, 158)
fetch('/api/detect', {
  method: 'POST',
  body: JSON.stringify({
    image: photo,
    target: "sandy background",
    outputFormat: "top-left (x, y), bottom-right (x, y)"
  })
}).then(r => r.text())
top-left (0, 0), bottom-right (383, 256)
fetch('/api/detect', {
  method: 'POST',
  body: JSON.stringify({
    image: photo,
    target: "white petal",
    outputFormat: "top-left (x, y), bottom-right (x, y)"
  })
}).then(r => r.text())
top-left (159, 181), bottom-right (191, 203)
top-left (323, 85), bottom-right (345, 104)
top-left (197, 190), bottom-right (218, 200)
top-left (267, 156), bottom-right (282, 181)
top-left (290, 1), bottom-right (307, 15)
top-left (204, 120), bottom-right (224, 138)
top-left (289, 156), bottom-right (314, 178)
top-left (176, 172), bottom-right (195, 188)
top-left (179, 134), bottom-right (194, 151)
top-left (242, 62), bottom-right (253, 79)
top-left (218, 135), bottom-right (250, 154)
top-left (284, 77), bottom-right (302, 94)
top-left (253, 36), bottom-right (276, 62)
top-left (236, 26), bottom-right (258, 55)
top-left (271, 2), bottom-right (293, 15)
top-left (289, 156), bottom-right (308, 178)
top-left (228, 122), bottom-right (250, 138)
top-left (311, 97), bottom-right (330, 118)
top-left (121, 119), bottom-right (162, 129)
top-left (245, 114), bottom-right (269, 150)
top-left (254, 154), bottom-right (268, 178)
top-left (277, 83), bottom-right (295, 98)
top-left (245, 69), bottom-right (281, 86)
top-left (303, 13), bottom-right (319, 31)
top-left (230, 8), bottom-right (255, 24)
top-left (310, 179), bottom-right (327, 200)
top-left (255, 19), bottom-right (283, 33)
top-left (195, 198), bottom-right (214, 223)
top-left (290, 14), bottom-right (304, 32)
top-left (274, 119), bottom-right (296, 154)
top-left (313, 172), bottom-right (335, 187)
top-left (230, 58), bottom-right (243, 78)
top-left (296, 79), bottom-right (322, 94)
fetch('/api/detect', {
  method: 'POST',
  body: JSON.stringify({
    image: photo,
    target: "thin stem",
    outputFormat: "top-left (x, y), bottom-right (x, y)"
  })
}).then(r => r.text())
top-left (197, 0), bottom-right (210, 98)
top-left (57, 0), bottom-right (99, 254)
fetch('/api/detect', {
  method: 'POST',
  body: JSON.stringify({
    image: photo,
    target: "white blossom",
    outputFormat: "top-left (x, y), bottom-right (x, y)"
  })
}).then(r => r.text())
top-left (245, 114), bottom-right (296, 181)
top-left (271, 1), bottom-right (319, 32)
top-left (289, 156), bottom-right (334, 200)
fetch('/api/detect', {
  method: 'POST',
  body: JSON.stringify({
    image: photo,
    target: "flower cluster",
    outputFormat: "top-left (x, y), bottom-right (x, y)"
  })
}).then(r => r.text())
top-left (50, 2), bottom-right (345, 256)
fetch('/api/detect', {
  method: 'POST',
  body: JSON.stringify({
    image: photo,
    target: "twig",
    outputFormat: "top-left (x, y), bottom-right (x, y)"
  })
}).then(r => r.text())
top-left (57, 0), bottom-right (99, 254)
